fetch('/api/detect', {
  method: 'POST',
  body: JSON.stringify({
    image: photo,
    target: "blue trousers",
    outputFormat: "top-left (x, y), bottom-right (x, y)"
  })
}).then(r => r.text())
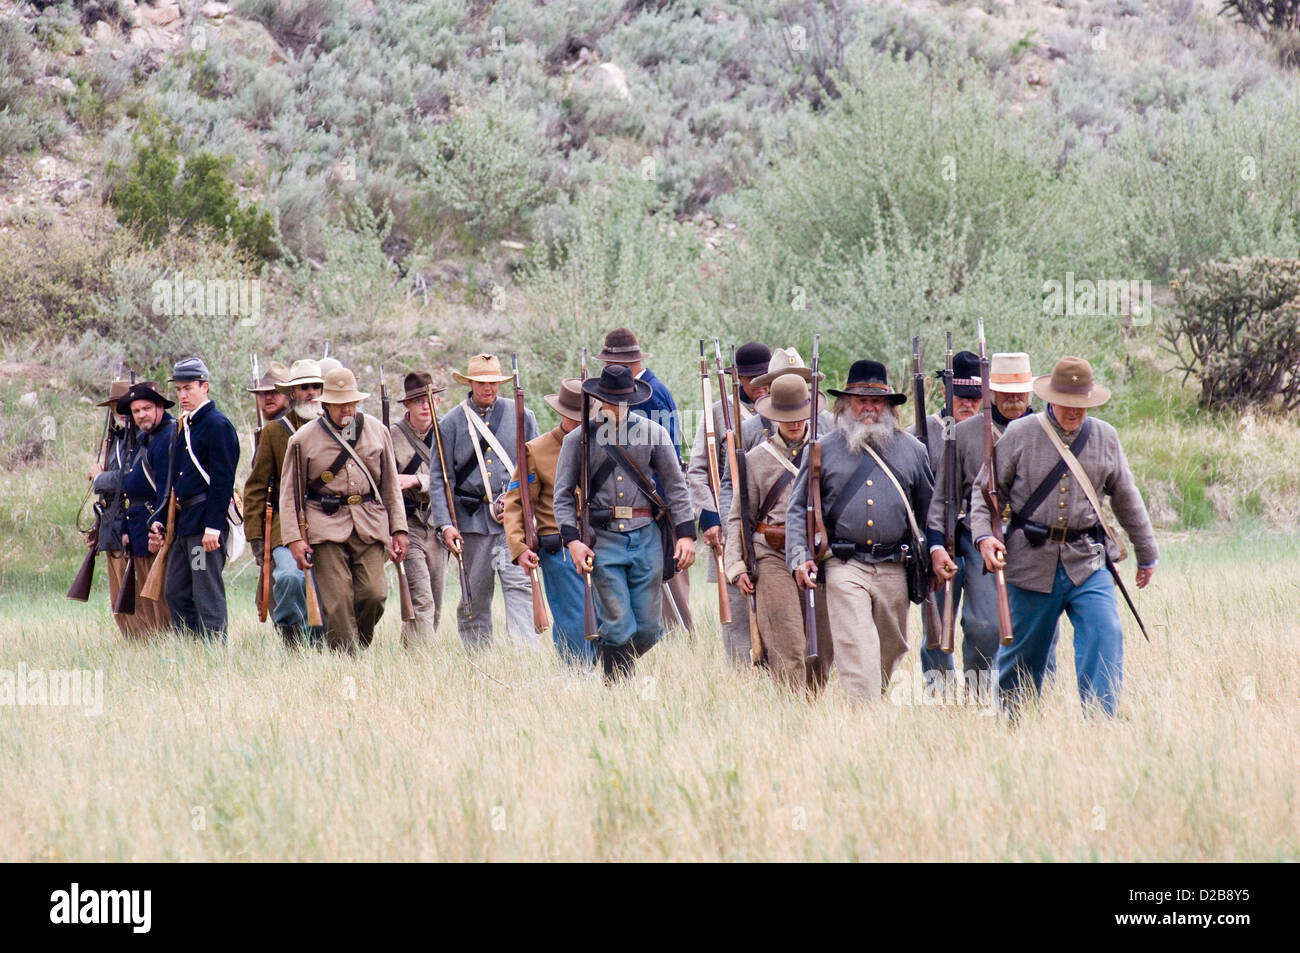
top-left (591, 525), bottom-right (662, 652)
top-left (539, 546), bottom-right (595, 665)
top-left (1000, 561), bottom-right (1124, 716)
top-left (271, 545), bottom-right (323, 646)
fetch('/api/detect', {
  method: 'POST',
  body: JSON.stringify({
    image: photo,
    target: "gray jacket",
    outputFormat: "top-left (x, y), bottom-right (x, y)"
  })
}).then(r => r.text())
top-left (555, 411), bottom-right (696, 542)
top-left (428, 395), bottom-right (539, 536)
top-left (786, 425), bottom-right (934, 570)
top-left (904, 413), bottom-right (945, 473)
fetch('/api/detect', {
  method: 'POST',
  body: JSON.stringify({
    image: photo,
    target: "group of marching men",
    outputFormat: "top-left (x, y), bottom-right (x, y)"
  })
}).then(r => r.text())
top-left (81, 326), bottom-right (1158, 716)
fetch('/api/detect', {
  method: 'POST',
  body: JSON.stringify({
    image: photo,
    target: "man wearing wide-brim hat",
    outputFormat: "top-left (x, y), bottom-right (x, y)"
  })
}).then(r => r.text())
top-left (244, 357), bottom-right (325, 647)
top-left (248, 360), bottom-right (292, 428)
top-left (905, 349), bottom-right (984, 474)
top-left (86, 377), bottom-right (136, 637)
top-left (427, 353), bottom-right (540, 649)
top-left (686, 340), bottom-right (772, 666)
top-left (725, 374), bottom-right (834, 693)
top-left (553, 364), bottom-right (697, 680)
top-left (279, 366), bottom-right (408, 652)
top-left (970, 356), bottom-right (1158, 717)
top-left (147, 357), bottom-right (241, 641)
top-left (390, 370), bottom-right (451, 649)
top-left (114, 381), bottom-right (177, 637)
top-left (743, 345), bottom-right (834, 451)
top-left (503, 378), bottom-right (597, 665)
top-left (786, 359), bottom-right (934, 703)
top-left (922, 352), bottom-right (1041, 687)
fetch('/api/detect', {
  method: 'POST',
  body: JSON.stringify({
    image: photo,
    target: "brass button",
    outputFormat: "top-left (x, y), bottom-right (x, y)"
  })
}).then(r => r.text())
top-left (867, 539), bottom-right (873, 545)
top-left (867, 499), bottom-right (873, 505)
top-left (1058, 515), bottom-right (1065, 522)
top-left (617, 476), bottom-right (623, 481)
top-left (867, 520), bottom-right (874, 527)
top-left (618, 523), bottom-right (625, 530)
top-left (1060, 487), bottom-right (1067, 493)
top-left (1059, 502), bottom-right (1066, 508)
top-left (321, 470), bottom-right (334, 483)
top-left (618, 492), bottom-right (624, 498)
top-left (867, 479), bottom-right (873, 486)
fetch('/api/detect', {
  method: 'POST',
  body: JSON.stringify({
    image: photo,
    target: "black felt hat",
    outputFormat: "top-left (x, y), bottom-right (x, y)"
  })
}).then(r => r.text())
top-left (581, 364), bottom-right (652, 406)
top-left (826, 359), bottom-right (906, 405)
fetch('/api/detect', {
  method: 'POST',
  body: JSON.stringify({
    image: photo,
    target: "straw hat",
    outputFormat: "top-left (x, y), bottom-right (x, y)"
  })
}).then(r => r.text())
top-left (452, 354), bottom-right (512, 385)
top-left (989, 352), bottom-right (1034, 395)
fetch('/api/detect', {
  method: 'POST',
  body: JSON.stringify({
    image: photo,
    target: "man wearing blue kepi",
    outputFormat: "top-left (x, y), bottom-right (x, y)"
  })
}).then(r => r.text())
top-left (594, 326), bottom-right (695, 633)
top-left (148, 357), bottom-right (240, 641)
top-left (503, 379), bottom-right (595, 665)
top-left (553, 365), bottom-right (697, 682)
top-left (970, 357), bottom-right (1157, 717)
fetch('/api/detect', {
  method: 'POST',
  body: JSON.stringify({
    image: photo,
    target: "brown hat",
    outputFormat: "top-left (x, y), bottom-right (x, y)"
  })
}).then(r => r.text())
top-left (398, 370), bottom-right (447, 403)
top-left (452, 354), bottom-right (512, 385)
top-left (1032, 356), bottom-right (1110, 408)
top-left (544, 378), bottom-right (598, 422)
top-left (96, 378), bottom-right (132, 407)
top-left (248, 361), bottom-right (291, 393)
top-left (595, 327), bottom-right (651, 364)
top-left (753, 374), bottom-right (811, 423)
top-left (319, 367), bottom-right (370, 404)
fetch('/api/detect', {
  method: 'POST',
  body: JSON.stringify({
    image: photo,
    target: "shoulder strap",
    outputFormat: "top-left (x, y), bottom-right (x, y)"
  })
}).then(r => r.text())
top-left (757, 438), bottom-right (800, 476)
top-left (396, 418), bottom-right (432, 466)
top-left (279, 415), bottom-right (297, 436)
top-left (756, 471), bottom-right (796, 524)
top-left (183, 419), bottom-right (212, 485)
top-left (606, 438), bottom-right (670, 519)
top-left (1034, 414), bottom-right (1126, 561)
top-left (316, 415), bottom-right (382, 500)
top-left (862, 443), bottom-right (925, 544)
top-left (464, 401), bottom-right (515, 474)
top-left (1018, 417), bottom-right (1092, 520)
top-left (823, 453), bottom-right (877, 538)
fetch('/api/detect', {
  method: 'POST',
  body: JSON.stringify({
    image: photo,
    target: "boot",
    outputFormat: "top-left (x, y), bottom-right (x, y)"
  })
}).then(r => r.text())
top-left (599, 642), bottom-right (636, 684)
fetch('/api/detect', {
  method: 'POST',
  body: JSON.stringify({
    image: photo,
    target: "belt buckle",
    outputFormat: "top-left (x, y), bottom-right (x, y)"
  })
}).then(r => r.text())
top-left (613, 505), bottom-right (634, 519)
top-left (347, 494), bottom-right (362, 506)
top-left (1048, 524), bottom-right (1068, 544)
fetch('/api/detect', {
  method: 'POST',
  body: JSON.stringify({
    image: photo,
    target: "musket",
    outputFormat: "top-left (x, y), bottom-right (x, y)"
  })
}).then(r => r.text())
top-left (940, 332), bottom-right (958, 653)
top-left (139, 490), bottom-right (176, 603)
top-left (376, 364), bottom-right (414, 620)
top-left (428, 382), bottom-right (472, 612)
top-left (578, 347), bottom-right (599, 640)
top-left (294, 442), bottom-right (326, 628)
top-left (251, 354), bottom-right (264, 454)
top-left (718, 340), bottom-right (761, 664)
top-left (913, 336), bottom-right (943, 651)
top-left (67, 403), bottom-right (116, 601)
top-left (512, 352), bottom-right (550, 634)
top-left (699, 339), bottom-right (732, 625)
top-left (111, 374), bottom-right (139, 616)
top-left (978, 319), bottom-right (1014, 647)
top-left (380, 365), bottom-right (390, 428)
top-left (804, 334), bottom-right (827, 662)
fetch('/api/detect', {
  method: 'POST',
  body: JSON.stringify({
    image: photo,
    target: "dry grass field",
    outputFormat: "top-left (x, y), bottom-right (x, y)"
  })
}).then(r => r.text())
top-left (0, 530), bottom-right (1294, 862)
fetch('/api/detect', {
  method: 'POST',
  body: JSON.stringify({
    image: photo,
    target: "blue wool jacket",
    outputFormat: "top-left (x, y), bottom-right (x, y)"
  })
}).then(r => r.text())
top-left (152, 401), bottom-right (240, 538)
top-left (122, 414), bottom-right (176, 556)
top-left (632, 367), bottom-right (682, 459)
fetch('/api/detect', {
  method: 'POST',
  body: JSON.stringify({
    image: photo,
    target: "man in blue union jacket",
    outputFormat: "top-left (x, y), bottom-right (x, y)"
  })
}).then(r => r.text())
top-left (117, 381), bottom-right (177, 637)
top-left (148, 357), bottom-right (240, 640)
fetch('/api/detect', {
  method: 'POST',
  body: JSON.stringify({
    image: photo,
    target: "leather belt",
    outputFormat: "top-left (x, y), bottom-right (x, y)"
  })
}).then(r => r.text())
top-left (831, 538), bottom-right (904, 562)
top-left (1009, 512), bottom-right (1101, 545)
top-left (176, 492), bottom-right (207, 511)
top-left (124, 498), bottom-right (152, 509)
top-left (307, 490), bottom-right (376, 506)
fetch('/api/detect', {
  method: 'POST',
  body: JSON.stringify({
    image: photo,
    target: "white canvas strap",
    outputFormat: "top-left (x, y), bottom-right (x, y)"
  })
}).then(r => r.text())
top-left (757, 437), bottom-right (799, 476)
top-left (464, 404), bottom-right (515, 494)
top-left (1035, 414), bottom-right (1127, 561)
top-left (183, 416), bottom-right (211, 485)
top-left (862, 443), bottom-right (924, 545)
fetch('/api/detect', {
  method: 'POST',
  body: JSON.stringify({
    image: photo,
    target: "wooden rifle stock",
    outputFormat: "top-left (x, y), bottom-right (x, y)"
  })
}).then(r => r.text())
top-left (428, 384), bottom-right (472, 612)
top-left (294, 443), bottom-right (326, 629)
top-left (939, 332), bottom-right (958, 653)
top-left (67, 408), bottom-right (116, 600)
top-left (140, 490), bottom-right (176, 602)
top-left (512, 352), bottom-right (550, 634)
top-left (113, 554), bottom-right (137, 615)
top-left (578, 348), bottom-right (599, 641)
top-left (718, 341), bottom-right (762, 664)
top-left (977, 320), bottom-right (1014, 647)
top-left (804, 334), bottom-right (826, 661)
top-left (257, 503), bottom-right (273, 622)
top-left (913, 337), bottom-right (943, 650)
top-left (699, 340), bottom-right (732, 625)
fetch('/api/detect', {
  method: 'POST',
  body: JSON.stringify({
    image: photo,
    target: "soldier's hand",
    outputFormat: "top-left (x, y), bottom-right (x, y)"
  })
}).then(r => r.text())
top-left (568, 540), bottom-right (595, 575)
top-left (441, 525), bottom-right (463, 554)
top-left (518, 549), bottom-right (540, 571)
top-left (250, 541), bottom-right (263, 568)
top-left (794, 560), bottom-right (818, 590)
top-left (736, 571), bottom-right (754, 596)
top-left (931, 549), bottom-right (957, 588)
top-left (121, 533), bottom-right (130, 549)
top-left (702, 525), bottom-right (723, 549)
top-left (89, 464), bottom-right (103, 480)
top-left (1135, 566), bottom-right (1154, 589)
top-left (147, 524), bottom-right (163, 554)
top-left (978, 536), bottom-right (1006, 572)
top-left (289, 539), bottom-right (313, 570)
top-left (389, 531), bottom-right (408, 562)
top-left (202, 529), bottom-right (222, 552)
top-left (674, 537), bottom-right (695, 571)
top-left (398, 474), bottom-right (421, 491)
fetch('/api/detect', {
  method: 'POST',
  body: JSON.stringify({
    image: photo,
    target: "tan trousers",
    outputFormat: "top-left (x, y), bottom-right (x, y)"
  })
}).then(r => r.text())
top-left (824, 558), bottom-right (909, 703)
top-left (130, 554), bottom-right (170, 636)
top-left (755, 551), bottom-right (833, 694)
top-left (313, 535), bottom-right (387, 652)
top-left (401, 519), bottom-right (448, 649)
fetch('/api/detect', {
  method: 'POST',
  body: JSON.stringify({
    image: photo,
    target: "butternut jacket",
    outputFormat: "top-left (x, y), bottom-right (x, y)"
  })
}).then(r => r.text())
top-left (390, 416), bottom-right (435, 527)
top-left (724, 430), bottom-right (808, 582)
top-left (244, 408), bottom-right (311, 547)
top-left (502, 426), bottom-right (565, 562)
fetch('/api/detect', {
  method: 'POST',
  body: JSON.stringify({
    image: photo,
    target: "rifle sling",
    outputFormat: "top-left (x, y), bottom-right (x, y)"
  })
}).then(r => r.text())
top-left (313, 415), bottom-right (382, 500)
top-left (756, 470), bottom-right (796, 526)
top-left (1011, 417), bottom-right (1092, 527)
top-left (823, 454), bottom-right (879, 540)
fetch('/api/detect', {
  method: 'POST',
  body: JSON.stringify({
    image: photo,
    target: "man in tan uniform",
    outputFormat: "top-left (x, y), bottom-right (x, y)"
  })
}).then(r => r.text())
top-left (280, 367), bottom-right (408, 652)
top-left (390, 370), bottom-right (450, 648)
top-left (725, 374), bottom-right (833, 693)
top-left (503, 378), bottom-right (595, 665)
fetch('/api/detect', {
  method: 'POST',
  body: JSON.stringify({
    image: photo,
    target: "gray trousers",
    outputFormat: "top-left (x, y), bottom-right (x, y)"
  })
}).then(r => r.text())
top-left (705, 549), bottom-right (752, 666)
top-left (165, 532), bottom-right (228, 640)
top-left (457, 530), bottom-right (537, 649)
top-left (402, 518), bottom-right (448, 648)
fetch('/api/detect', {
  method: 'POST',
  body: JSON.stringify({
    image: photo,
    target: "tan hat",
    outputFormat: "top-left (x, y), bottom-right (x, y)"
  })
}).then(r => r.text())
top-left (452, 354), bottom-right (512, 385)
top-left (989, 352), bottom-right (1034, 394)
top-left (1032, 356), bottom-right (1110, 408)
top-left (283, 359), bottom-right (324, 388)
top-left (96, 378), bottom-right (132, 407)
top-left (543, 378), bottom-right (598, 422)
top-left (317, 357), bottom-right (342, 378)
top-left (319, 367), bottom-right (370, 404)
top-left (753, 374), bottom-right (812, 423)
top-left (751, 347), bottom-right (825, 388)
top-left (248, 361), bottom-right (291, 393)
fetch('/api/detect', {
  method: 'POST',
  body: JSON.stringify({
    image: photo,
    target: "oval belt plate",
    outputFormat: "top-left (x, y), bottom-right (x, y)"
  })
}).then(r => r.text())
top-left (347, 495), bottom-right (362, 506)
top-left (321, 470), bottom-right (334, 483)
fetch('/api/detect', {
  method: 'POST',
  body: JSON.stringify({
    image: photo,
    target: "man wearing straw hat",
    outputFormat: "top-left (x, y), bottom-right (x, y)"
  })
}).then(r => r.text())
top-left (116, 381), bottom-right (177, 637)
top-left (787, 360), bottom-right (934, 703)
top-left (279, 366), bottom-right (408, 652)
top-left (726, 373), bottom-right (833, 693)
top-left (428, 354), bottom-right (539, 649)
top-left (971, 357), bottom-right (1157, 717)
top-left (924, 352), bottom-right (1037, 685)
top-left (687, 340), bottom-right (771, 665)
top-left (89, 376), bottom-right (133, 636)
top-left (244, 359), bottom-right (324, 646)
top-left (553, 365), bottom-right (697, 680)
top-left (391, 370), bottom-right (450, 649)
top-left (503, 378), bottom-right (596, 665)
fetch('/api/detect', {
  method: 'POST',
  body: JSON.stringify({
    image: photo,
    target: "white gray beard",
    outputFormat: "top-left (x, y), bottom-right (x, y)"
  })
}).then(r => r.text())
top-left (838, 413), bottom-right (895, 455)
top-left (294, 399), bottom-right (322, 418)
